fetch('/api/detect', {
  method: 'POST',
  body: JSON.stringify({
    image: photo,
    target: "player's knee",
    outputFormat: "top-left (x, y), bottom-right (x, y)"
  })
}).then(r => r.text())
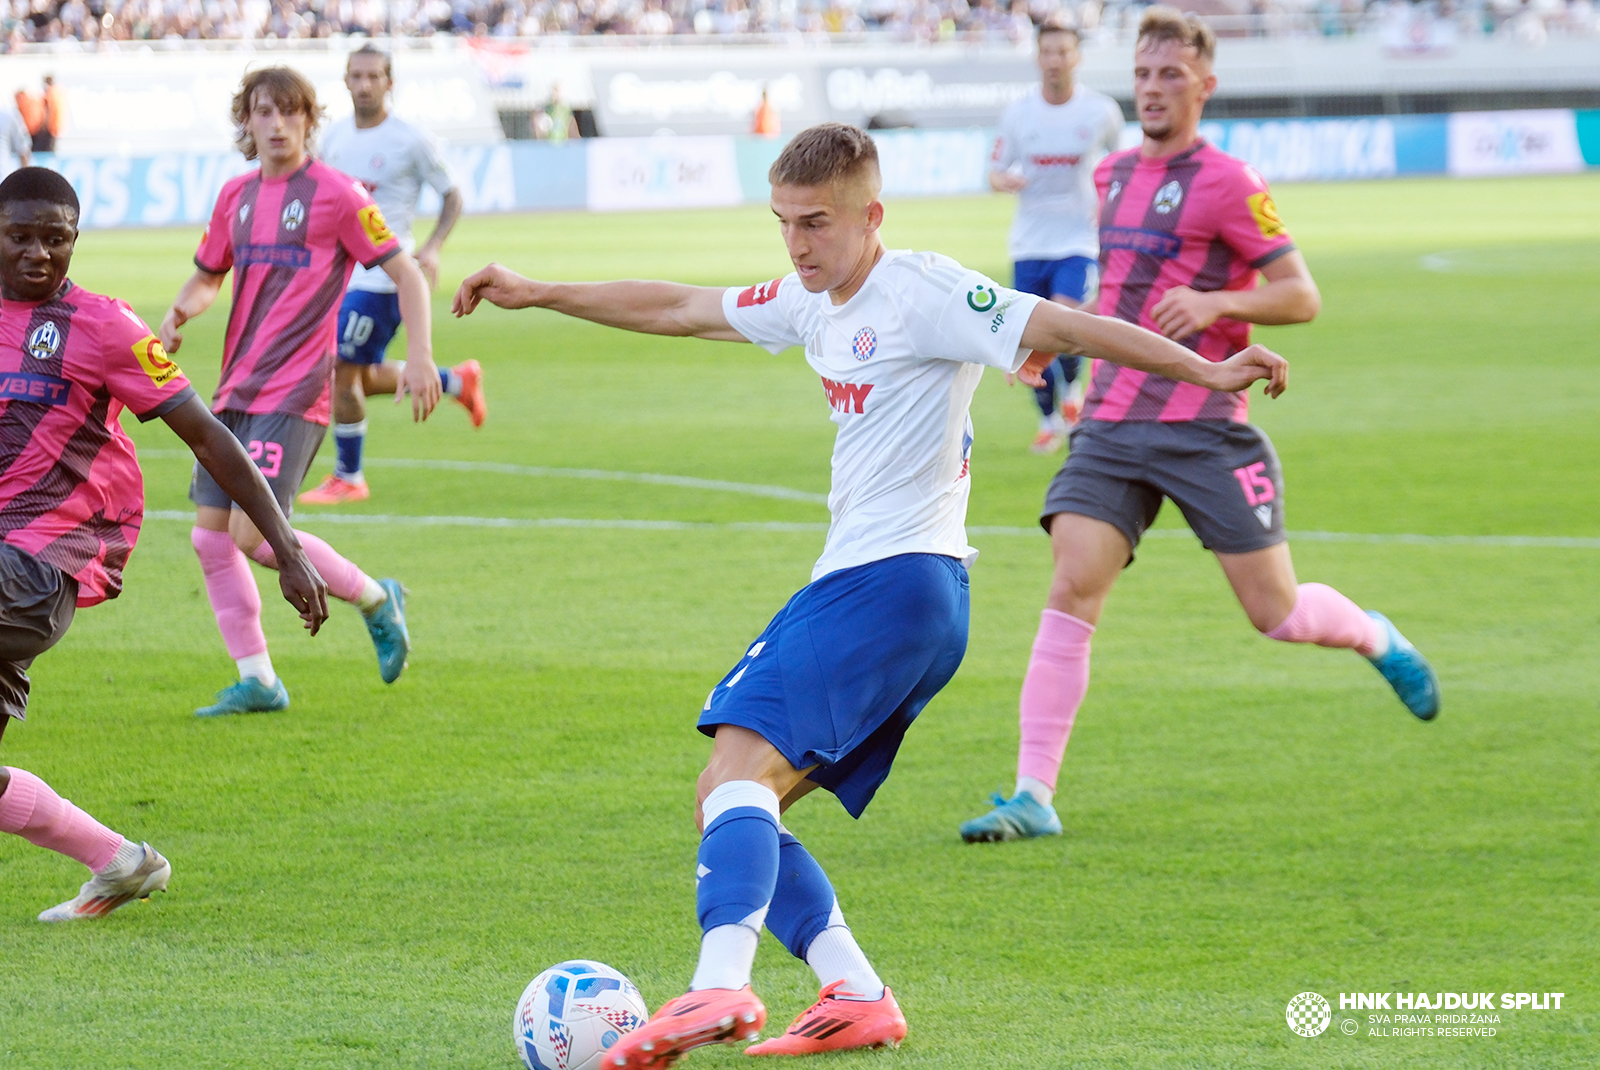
top-left (1046, 567), bottom-right (1111, 620)
top-left (226, 517), bottom-right (265, 558)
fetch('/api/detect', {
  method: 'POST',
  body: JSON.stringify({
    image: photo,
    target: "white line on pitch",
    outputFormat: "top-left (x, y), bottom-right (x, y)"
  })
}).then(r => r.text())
top-left (137, 449), bottom-right (828, 505)
top-left (141, 511), bottom-right (1600, 548)
top-left (145, 510), bottom-right (828, 532)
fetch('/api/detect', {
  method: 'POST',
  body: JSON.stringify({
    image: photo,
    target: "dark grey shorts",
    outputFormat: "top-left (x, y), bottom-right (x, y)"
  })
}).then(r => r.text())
top-left (189, 410), bottom-right (327, 517)
top-left (0, 542), bottom-right (79, 721)
top-left (1041, 419), bottom-right (1287, 557)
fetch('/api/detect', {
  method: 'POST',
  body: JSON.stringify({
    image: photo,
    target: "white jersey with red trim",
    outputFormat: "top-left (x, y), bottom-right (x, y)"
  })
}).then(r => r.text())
top-left (723, 249), bottom-right (1041, 580)
top-left (992, 86), bottom-right (1124, 262)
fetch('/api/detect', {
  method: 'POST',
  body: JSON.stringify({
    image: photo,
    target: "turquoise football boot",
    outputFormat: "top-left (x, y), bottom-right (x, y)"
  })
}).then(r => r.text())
top-left (1365, 611), bottom-right (1440, 721)
top-left (959, 791), bottom-right (1063, 843)
top-left (363, 578), bottom-right (410, 684)
top-left (195, 677), bottom-right (290, 717)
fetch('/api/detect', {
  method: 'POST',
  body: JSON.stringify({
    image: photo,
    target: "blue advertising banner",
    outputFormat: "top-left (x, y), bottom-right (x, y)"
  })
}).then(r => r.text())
top-left (32, 111), bottom-right (1578, 229)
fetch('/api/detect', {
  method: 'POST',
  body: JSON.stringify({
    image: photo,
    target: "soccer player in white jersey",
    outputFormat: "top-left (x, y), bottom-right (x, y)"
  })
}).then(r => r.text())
top-left (453, 123), bottom-right (1287, 1067)
top-left (991, 17), bottom-right (1124, 453)
top-left (300, 45), bottom-right (486, 506)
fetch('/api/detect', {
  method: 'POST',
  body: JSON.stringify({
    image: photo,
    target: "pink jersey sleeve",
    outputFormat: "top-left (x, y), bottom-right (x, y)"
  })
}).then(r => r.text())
top-left (194, 183), bottom-right (235, 274)
top-left (98, 299), bottom-right (195, 420)
top-left (1213, 163), bottom-right (1296, 268)
top-left (334, 176), bottom-right (403, 269)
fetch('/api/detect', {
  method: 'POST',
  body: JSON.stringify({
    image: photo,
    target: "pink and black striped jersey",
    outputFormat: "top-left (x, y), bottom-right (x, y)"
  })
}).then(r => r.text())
top-left (194, 158), bottom-right (401, 426)
top-left (1085, 140), bottom-right (1295, 423)
top-left (0, 283), bottom-right (195, 605)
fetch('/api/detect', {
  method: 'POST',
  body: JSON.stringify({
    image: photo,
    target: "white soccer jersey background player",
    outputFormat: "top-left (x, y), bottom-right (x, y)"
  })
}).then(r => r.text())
top-left (452, 123), bottom-right (1288, 1069)
top-left (301, 45), bottom-right (484, 506)
top-left (991, 19), bottom-right (1125, 454)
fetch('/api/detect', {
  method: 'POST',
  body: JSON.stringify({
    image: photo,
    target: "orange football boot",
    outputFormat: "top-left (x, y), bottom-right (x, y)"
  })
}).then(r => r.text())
top-left (1029, 428), bottom-right (1064, 454)
top-left (744, 982), bottom-right (907, 1056)
top-left (452, 359), bottom-right (486, 428)
top-left (605, 986), bottom-right (766, 1069)
top-left (298, 474), bottom-right (370, 505)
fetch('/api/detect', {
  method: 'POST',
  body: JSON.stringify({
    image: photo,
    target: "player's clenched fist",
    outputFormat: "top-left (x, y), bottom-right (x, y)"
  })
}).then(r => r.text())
top-left (1148, 284), bottom-right (1221, 340)
top-left (1211, 343), bottom-right (1288, 398)
top-left (158, 305), bottom-right (188, 354)
top-left (452, 263), bottom-right (538, 317)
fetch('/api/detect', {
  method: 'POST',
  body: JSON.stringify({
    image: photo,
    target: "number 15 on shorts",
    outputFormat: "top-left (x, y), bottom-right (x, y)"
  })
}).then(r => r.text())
top-left (1232, 461), bottom-right (1275, 507)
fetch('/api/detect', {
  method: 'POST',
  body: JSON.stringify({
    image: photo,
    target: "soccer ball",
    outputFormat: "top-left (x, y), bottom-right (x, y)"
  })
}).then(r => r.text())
top-left (513, 960), bottom-right (650, 1070)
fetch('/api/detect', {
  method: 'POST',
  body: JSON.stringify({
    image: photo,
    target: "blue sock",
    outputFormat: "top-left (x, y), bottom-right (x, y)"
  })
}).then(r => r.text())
top-left (1034, 357), bottom-right (1062, 416)
top-left (690, 780), bottom-right (780, 991)
top-left (440, 367), bottom-right (462, 397)
top-left (765, 830), bottom-right (838, 961)
top-left (333, 421), bottom-right (366, 481)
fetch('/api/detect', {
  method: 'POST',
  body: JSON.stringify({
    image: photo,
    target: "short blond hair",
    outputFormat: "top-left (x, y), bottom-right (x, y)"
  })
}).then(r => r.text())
top-left (232, 67), bottom-right (325, 160)
top-left (1136, 6), bottom-right (1216, 63)
top-left (769, 123), bottom-right (881, 195)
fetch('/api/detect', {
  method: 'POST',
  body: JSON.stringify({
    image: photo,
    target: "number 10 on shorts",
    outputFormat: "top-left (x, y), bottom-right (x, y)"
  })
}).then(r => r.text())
top-left (1233, 461), bottom-right (1275, 507)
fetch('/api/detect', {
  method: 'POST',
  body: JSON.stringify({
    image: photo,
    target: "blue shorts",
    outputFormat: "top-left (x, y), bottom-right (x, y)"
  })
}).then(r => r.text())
top-left (698, 553), bottom-right (970, 819)
top-left (337, 289), bottom-right (403, 365)
top-left (1014, 256), bottom-right (1098, 303)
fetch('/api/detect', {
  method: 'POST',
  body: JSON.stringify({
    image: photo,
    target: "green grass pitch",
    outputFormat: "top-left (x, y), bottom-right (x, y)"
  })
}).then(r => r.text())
top-left (1, 174), bottom-right (1596, 1069)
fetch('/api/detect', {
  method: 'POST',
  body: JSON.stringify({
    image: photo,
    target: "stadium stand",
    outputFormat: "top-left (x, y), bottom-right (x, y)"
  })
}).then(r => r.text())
top-left (2, 0), bottom-right (1596, 47)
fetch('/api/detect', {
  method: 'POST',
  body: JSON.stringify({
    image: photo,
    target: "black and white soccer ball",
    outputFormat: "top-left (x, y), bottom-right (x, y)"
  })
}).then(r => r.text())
top-left (513, 960), bottom-right (649, 1070)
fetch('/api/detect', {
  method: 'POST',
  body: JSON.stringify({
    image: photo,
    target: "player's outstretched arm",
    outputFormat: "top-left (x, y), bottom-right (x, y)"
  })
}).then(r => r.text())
top-left (382, 252), bottom-right (442, 422)
top-left (161, 396), bottom-right (330, 635)
top-left (451, 263), bottom-right (747, 342)
top-left (159, 269), bottom-right (226, 355)
top-left (1020, 302), bottom-right (1289, 398)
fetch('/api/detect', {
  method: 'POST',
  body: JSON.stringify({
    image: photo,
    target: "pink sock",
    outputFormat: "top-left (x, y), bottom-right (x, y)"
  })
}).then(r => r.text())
top-left (0, 767), bottom-right (123, 871)
top-left (1017, 610), bottom-right (1095, 793)
top-left (192, 527), bottom-right (267, 659)
top-left (249, 531), bottom-right (369, 604)
top-left (1265, 582), bottom-right (1383, 656)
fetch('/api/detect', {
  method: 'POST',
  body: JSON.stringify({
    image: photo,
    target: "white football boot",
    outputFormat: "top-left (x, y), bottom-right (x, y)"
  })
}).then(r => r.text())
top-left (38, 841), bottom-right (171, 922)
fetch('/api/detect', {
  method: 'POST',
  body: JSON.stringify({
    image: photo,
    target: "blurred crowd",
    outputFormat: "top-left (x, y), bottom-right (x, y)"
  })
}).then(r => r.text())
top-left (3, 0), bottom-right (1596, 45)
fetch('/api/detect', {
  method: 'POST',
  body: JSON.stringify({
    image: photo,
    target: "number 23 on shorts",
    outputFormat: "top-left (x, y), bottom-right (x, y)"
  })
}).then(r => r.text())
top-left (247, 439), bottom-right (283, 479)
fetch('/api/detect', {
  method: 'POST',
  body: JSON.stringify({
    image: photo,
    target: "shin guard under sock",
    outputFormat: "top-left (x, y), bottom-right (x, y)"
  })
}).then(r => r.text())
top-left (1016, 609), bottom-right (1094, 795)
top-left (690, 781), bottom-right (780, 991)
top-left (192, 527), bottom-right (267, 661)
top-left (0, 767), bottom-right (123, 871)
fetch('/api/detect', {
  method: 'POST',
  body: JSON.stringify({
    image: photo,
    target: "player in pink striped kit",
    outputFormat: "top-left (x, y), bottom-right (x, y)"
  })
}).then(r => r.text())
top-left (0, 166), bottom-right (328, 920)
top-left (161, 67), bottom-right (439, 716)
top-left (961, 7), bottom-right (1440, 844)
